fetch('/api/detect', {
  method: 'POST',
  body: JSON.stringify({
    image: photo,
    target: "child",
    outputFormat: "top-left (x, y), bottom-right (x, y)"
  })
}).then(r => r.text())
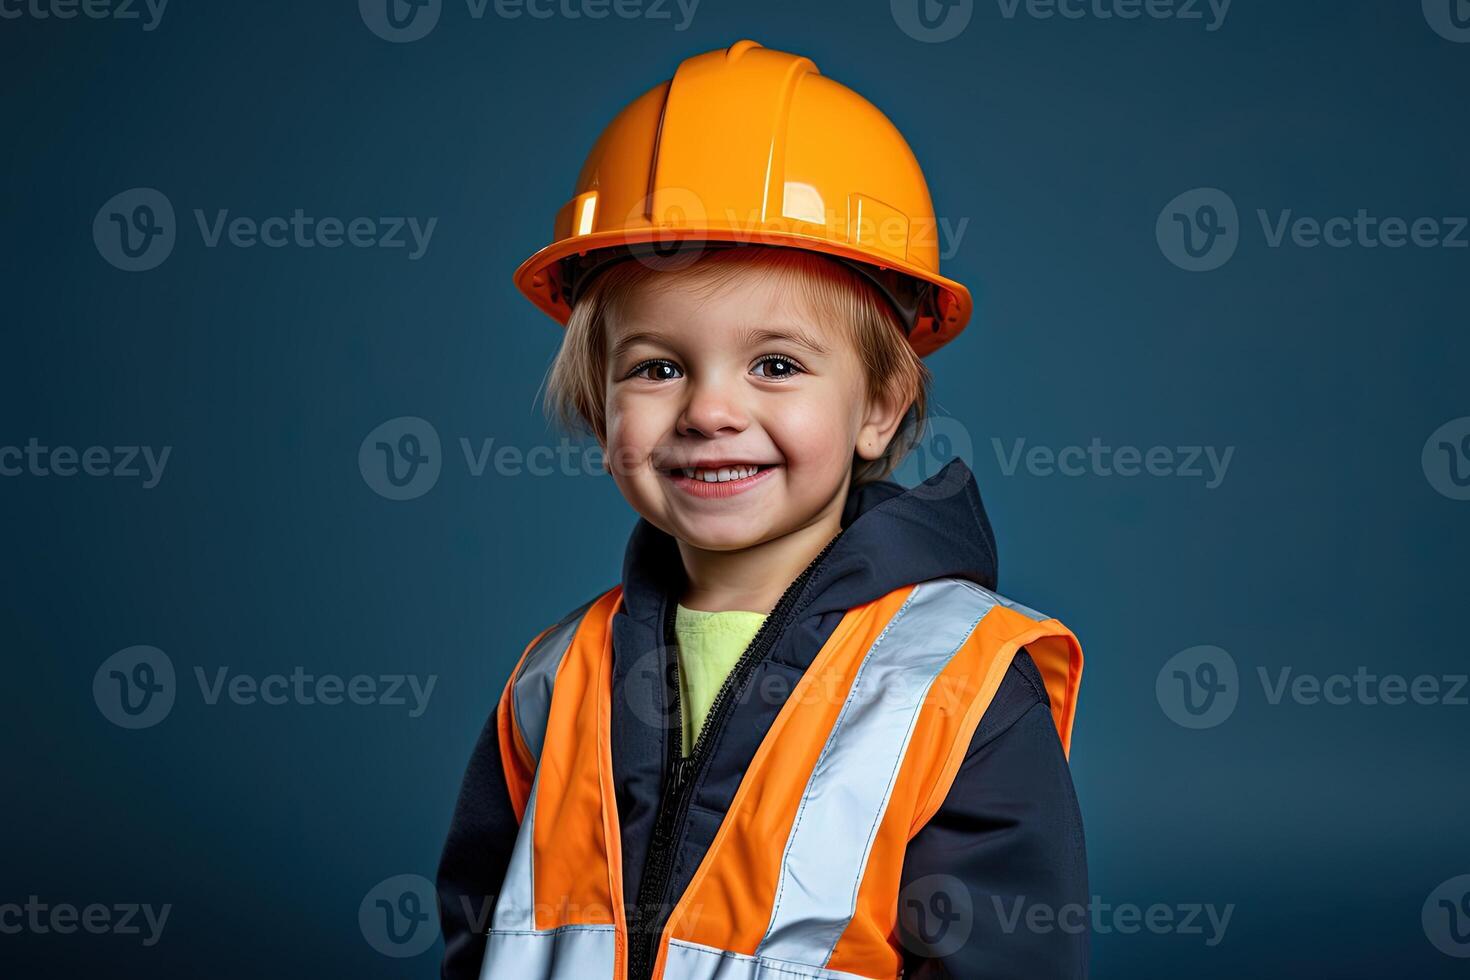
top-left (437, 40), bottom-right (1086, 980)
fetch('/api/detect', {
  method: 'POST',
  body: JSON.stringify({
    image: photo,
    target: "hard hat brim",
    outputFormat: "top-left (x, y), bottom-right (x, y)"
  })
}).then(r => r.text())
top-left (514, 229), bottom-right (972, 358)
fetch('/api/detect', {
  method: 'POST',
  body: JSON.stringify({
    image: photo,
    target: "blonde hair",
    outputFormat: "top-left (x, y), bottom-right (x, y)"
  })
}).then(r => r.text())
top-left (542, 246), bottom-right (931, 486)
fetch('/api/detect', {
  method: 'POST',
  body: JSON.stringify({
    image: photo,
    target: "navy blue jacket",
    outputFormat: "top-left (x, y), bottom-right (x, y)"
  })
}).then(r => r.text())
top-left (436, 458), bottom-right (1088, 978)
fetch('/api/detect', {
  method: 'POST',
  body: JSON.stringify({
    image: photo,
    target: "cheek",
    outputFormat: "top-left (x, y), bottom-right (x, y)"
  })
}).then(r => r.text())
top-left (765, 392), bottom-right (860, 473)
top-left (604, 392), bottom-right (666, 472)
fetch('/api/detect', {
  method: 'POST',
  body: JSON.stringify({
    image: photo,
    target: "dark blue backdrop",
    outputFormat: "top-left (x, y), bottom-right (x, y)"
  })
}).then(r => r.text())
top-left (3, 1), bottom-right (1467, 976)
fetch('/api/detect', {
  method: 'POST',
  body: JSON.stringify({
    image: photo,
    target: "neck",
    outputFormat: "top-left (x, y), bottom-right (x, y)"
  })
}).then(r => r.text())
top-left (675, 488), bottom-right (846, 614)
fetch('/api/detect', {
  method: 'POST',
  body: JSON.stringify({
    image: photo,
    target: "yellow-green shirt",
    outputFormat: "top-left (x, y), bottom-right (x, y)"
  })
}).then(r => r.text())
top-left (674, 604), bottom-right (767, 757)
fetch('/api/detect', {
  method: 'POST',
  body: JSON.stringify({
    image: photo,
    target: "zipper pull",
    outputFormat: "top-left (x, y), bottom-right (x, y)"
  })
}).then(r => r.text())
top-left (670, 756), bottom-right (691, 795)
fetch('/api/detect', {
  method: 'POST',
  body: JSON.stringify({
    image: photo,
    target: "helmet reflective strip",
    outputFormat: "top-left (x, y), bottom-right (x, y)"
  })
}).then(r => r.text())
top-left (756, 577), bottom-right (1003, 968)
top-left (511, 598), bottom-right (595, 763)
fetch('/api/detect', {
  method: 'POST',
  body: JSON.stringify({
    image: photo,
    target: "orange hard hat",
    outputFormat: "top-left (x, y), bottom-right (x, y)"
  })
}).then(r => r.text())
top-left (513, 39), bottom-right (973, 357)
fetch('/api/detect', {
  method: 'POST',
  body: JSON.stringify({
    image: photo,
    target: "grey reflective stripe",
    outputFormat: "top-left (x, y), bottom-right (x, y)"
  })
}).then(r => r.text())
top-left (991, 590), bottom-right (1048, 623)
top-left (511, 597), bottom-right (598, 763)
top-left (665, 938), bottom-right (873, 980)
top-left (491, 770), bottom-right (539, 932)
top-left (756, 577), bottom-right (1001, 969)
top-left (478, 923), bottom-right (617, 979)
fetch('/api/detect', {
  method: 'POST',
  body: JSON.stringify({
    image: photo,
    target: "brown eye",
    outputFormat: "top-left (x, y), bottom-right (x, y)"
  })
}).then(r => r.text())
top-left (752, 355), bottom-right (803, 380)
top-left (628, 359), bottom-right (682, 381)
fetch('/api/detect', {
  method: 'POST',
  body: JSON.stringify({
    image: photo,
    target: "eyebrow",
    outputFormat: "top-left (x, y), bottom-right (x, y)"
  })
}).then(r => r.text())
top-left (738, 325), bottom-right (832, 357)
top-left (608, 324), bottom-right (832, 361)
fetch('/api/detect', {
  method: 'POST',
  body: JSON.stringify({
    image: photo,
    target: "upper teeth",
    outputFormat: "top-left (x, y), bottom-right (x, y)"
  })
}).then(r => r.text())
top-left (681, 465), bottom-right (762, 483)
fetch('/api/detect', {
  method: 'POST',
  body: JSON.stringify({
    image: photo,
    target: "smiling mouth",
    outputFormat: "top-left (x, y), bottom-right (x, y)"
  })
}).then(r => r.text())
top-left (664, 463), bottom-right (778, 484)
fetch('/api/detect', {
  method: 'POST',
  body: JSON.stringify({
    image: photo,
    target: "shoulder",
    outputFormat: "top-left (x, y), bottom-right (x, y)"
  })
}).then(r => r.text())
top-left (911, 577), bottom-right (1074, 759)
top-left (514, 587), bottom-right (615, 682)
top-left (968, 647), bottom-right (1052, 757)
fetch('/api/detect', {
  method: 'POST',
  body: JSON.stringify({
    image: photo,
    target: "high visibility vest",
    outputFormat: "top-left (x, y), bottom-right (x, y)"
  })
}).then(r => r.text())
top-left (482, 576), bottom-right (1083, 980)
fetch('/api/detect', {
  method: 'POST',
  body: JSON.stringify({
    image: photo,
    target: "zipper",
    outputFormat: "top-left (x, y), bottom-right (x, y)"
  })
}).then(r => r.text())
top-left (624, 533), bottom-right (841, 980)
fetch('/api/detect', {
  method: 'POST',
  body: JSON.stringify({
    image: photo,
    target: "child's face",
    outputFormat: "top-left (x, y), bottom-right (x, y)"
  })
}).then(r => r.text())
top-left (602, 264), bottom-right (902, 553)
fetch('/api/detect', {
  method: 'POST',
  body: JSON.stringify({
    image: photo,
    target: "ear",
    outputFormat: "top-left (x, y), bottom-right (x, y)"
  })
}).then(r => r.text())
top-left (855, 380), bottom-right (912, 463)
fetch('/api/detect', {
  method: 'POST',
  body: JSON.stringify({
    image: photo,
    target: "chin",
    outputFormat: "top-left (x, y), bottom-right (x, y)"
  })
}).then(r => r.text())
top-left (669, 518), bottom-right (771, 553)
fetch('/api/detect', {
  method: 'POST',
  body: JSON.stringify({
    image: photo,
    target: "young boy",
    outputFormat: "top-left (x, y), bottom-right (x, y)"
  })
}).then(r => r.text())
top-left (437, 40), bottom-right (1086, 980)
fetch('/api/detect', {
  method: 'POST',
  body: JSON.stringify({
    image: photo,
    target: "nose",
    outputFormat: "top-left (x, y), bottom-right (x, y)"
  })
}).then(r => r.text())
top-left (675, 373), bottom-right (749, 439)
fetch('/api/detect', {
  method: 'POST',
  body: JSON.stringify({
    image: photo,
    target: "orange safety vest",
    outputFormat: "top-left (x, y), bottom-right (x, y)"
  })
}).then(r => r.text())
top-left (483, 576), bottom-right (1083, 979)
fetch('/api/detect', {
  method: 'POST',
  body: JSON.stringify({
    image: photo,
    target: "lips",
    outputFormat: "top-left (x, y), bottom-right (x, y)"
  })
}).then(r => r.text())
top-left (661, 462), bottom-right (779, 498)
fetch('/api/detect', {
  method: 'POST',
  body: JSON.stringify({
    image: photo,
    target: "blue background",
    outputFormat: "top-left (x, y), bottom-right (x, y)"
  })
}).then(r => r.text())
top-left (3, 1), bottom-right (1467, 976)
